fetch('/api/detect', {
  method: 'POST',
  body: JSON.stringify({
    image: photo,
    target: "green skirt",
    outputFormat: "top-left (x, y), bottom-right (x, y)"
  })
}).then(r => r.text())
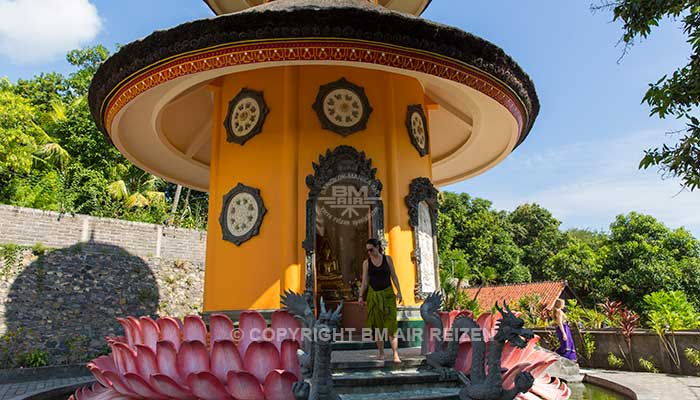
top-left (366, 286), bottom-right (398, 336)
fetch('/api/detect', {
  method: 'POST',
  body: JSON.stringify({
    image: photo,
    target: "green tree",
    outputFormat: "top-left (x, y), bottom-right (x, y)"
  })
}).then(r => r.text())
top-left (65, 45), bottom-right (109, 96)
top-left (595, 1), bottom-right (700, 190)
top-left (438, 192), bottom-right (523, 281)
top-left (565, 228), bottom-right (607, 251)
top-left (508, 203), bottom-right (566, 280)
top-left (0, 81), bottom-right (42, 177)
top-left (13, 72), bottom-right (68, 113)
top-left (546, 239), bottom-right (602, 304)
top-left (503, 264), bottom-right (532, 284)
top-left (0, 45), bottom-right (207, 227)
top-left (438, 249), bottom-right (472, 310)
top-left (598, 212), bottom-right (700, 310)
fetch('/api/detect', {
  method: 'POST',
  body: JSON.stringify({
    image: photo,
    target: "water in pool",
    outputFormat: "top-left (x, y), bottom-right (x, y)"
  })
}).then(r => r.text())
top-left (568, 382), bottom-right (629, 400)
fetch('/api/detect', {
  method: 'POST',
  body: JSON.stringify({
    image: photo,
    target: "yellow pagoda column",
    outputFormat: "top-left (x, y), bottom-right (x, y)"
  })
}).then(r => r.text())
top-left (203, 65), bottom-right (430, 313)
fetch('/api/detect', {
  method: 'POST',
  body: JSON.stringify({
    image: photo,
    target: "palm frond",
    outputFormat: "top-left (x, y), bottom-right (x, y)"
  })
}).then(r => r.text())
top-left (49, 100), bottom-right (67, 123)
top-left (107, 180), bottom-right (128, 201)
top-left (142, 174), bottom-right (165, 190)
top-left (31, 121), bottom-right (52, 144)
top-left (37, 142), bottom-right (70, 169)
top-left (126, 192), bottom-right (149, 208)
top-left (145, 190), bottom-right (165, 204)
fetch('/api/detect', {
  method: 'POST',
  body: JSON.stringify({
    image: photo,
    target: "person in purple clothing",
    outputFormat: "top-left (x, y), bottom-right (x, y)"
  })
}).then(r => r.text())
top-left (553, 298), bottom-right (577, 361)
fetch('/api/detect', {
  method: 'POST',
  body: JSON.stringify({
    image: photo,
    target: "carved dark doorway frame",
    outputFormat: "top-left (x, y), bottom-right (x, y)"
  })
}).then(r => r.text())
top-left (302, 145), bottom-right (384, 305)
top-left (405, 177), bottom-right (439, 299)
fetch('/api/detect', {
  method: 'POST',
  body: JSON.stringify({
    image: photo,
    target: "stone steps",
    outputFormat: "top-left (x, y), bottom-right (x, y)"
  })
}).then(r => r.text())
top-left (330, 347), bottom-right (461, 399)
top-left (332, 357), bottom-right (425, 371)
top-left (338, 387), bottom-right (460, 400)
top-left (332, 368), bottom-right (460, 399)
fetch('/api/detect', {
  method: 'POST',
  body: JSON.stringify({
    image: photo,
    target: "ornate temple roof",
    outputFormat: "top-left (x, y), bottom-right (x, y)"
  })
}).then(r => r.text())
top-left (203, 0), bottom-right (433, 16)
top-left (88, 0), bottom-right (539, 190)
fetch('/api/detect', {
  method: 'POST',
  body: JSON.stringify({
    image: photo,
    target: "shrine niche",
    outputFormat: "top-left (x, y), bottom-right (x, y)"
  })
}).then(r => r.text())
top-left (304, 145), bottom-right (384, 303)
top-left (405, 177), bottom-right (439, 299)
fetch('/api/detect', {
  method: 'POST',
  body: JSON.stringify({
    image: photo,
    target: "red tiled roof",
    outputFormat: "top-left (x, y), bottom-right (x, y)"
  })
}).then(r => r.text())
top-left (461, 280), bottom-right (568, 311)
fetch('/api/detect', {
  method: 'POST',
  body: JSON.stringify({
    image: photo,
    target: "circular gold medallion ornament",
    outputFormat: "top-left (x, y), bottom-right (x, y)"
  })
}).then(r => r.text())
top-left (224, 88), bottom-right (269, 145)
top-left (219, 183), bottom-right (266, 245)
top-left (313, 78), bottom-right (372, 136)
top-left (406, 104), bottom-right (429, 157)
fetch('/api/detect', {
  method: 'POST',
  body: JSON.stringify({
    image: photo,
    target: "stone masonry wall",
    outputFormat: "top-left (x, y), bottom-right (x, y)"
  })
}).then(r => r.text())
top-left (0, 204), bottom-right (206, 262)
top-left (0, 205), bottom-right (207, 368)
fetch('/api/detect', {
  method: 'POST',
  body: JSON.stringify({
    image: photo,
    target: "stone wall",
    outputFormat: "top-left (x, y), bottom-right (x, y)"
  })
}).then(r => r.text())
top-left (0, 204), bottom-right (206, 262)
top-left (0, 205), bottom-right (207, 368)
top-left (534, 328), bottom-right (700, 375)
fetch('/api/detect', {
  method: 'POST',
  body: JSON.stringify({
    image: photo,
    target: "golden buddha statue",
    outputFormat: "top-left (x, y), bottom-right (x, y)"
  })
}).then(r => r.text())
top-left (319, 246), bottom-right (341, 279)
top-left (317, 239), bottom-right (344, 300)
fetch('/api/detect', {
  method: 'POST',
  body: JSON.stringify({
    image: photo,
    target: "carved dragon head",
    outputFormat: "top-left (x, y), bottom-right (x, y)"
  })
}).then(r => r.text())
top-left (493, 302), bottom-right (534, 348)
top-left (317, 297), bottom-right (343, 334)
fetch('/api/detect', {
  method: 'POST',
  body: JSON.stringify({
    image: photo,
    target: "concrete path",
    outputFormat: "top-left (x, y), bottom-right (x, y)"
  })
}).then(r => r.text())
top-left (582, 368), bottom-right (700, 399)
top-left (0, 376), bottom-right (93, 400)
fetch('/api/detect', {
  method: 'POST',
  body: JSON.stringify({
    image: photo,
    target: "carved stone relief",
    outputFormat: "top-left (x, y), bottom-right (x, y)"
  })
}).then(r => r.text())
top-left (405, 177), bottom-right (439, 298)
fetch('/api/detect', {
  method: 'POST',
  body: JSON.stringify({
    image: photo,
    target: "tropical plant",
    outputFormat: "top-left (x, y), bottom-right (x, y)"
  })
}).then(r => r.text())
top-left (439, 249), bottom-right (471, 310)
top-left (31, 242), bottom-right (48, 256)
top-left (607, 353), bottom-right (624, 369)
top-left (0, 83), bottom-right (43, 176)
top-left (684, 348), bottom-right (700, 374)
top-left (599, 299), bottom-right (623, 326)
top-left (644, 290), bottom-right (700, 331)
top-left (545, 238), bottom-right (601, 303)
top-left (19, 350), bottom-right (49, 368)
top-left (0, 327), bottom-right (43, 369)
top-left (503, 264), bottom-right (531, 284)
top-left (644, 290), bottom-right (700, 371)
top-left (617, 306), bottom-right (640, 371)
top-left (457, 296), bottom-right (482, 318)
top-left (565, 299), bottom-right (610, 329)
top-left (639, 356), bottom-right (659, 373)
top-left (0, 46), bottom-right (210, 230)
top-left (512, 294), bottom-right (549, 328)
top-left (581, 332), bottom-right (596, 363)
top-left (596, 213), bottom-right (699, 311)
top-left (107, 168), bottom-right (166, 209)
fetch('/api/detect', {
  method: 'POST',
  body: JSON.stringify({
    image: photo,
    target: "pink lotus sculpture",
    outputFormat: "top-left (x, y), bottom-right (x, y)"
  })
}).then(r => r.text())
top-left (70, 311), bottom-right (302, 400)
top-left (427, 311), bottom-right (571, 400)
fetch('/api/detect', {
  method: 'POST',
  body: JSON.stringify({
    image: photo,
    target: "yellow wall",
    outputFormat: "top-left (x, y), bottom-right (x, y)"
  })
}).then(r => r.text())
top-left (204, 65), bottom-right (432, 312)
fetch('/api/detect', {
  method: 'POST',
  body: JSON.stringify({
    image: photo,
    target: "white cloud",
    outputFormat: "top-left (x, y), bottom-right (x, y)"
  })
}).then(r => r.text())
top-left (0, 0), bottom-right (101, 64)
top-left (523, 178), bottom-right (700, 232)
top-left (467, 128), bottom-right (700, 236)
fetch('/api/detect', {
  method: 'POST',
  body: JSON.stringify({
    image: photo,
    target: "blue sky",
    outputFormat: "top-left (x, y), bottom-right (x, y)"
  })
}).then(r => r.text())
top-left (1, 0), bottom-right (698, 237)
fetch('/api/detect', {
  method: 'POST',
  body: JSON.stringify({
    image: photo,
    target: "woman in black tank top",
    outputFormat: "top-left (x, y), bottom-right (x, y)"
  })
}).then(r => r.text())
top-left (358, 238), bottom-right (403, 363)
top-left (367, 253), bottom-right (391, 291)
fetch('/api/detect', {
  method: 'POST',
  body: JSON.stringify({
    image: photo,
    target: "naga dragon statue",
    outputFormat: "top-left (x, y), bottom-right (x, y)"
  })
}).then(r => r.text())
top-left (420, 292), bottom-right (474, 379)
top-left (420, 291), bottom-right (536, 400)
top-left (281, 290), bottom-right (343, 400)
